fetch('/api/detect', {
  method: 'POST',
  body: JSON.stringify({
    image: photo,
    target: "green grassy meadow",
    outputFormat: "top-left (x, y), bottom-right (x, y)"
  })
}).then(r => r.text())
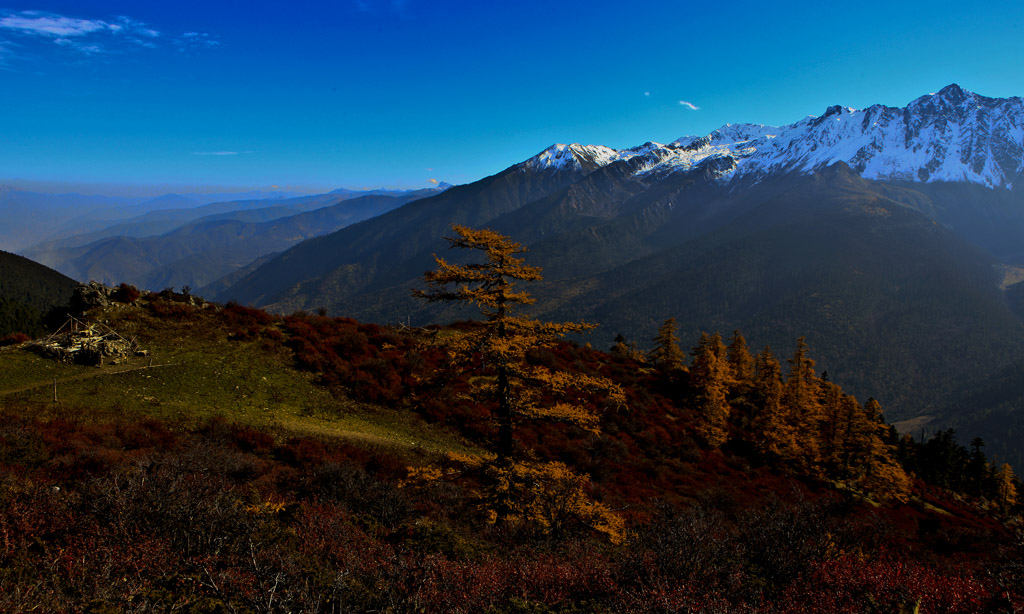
top-left (0, 301), bottom-right (475, 459)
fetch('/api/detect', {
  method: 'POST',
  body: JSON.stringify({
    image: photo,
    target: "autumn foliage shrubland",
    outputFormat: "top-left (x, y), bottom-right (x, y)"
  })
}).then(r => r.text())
top-left (2, 234), bottom-right (1023, 610)
top-left (2, 401), bottom-right (1022, 613)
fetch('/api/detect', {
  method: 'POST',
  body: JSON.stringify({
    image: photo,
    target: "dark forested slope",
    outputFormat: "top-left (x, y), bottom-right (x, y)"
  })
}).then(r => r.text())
top-left (0, 250), bottom-right (77, 337)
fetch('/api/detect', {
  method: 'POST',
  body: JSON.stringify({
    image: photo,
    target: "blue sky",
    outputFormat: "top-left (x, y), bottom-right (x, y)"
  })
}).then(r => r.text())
top-left (2, 0), bottom-right (1023, 195)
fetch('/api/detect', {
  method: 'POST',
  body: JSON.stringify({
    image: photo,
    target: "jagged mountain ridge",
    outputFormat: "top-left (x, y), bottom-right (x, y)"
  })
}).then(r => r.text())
top-left (217, 85), bottom-right (1024, 326)
top-left (213, 85), bottom-right (1024, 448)
top-left (530, 84), bottom-right (1024, 191)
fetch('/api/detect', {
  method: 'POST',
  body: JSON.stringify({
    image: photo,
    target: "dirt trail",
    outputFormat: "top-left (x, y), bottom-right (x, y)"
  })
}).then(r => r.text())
top-left (0, 361), bottom-right (177, 397)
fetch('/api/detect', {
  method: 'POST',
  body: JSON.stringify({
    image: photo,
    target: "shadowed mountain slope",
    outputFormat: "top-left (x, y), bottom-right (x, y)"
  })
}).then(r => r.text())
top-left (0, 251), bottom-right (77, 336)
top-left (203, 85), bottom-right (1024, 460)
top-left (216, 155), bottom-right (596, 309)
top-left (217, 162), bottom-right (1024, 428)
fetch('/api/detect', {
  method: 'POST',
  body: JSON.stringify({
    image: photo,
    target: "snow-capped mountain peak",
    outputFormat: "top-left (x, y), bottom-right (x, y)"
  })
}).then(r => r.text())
top-left (526, 143), bottom-right (621, 171)
top-left (524, 85), bottom-right (1024, 190)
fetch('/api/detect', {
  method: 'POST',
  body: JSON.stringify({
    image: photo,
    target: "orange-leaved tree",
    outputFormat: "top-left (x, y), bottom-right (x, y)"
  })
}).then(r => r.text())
top-left (650, 317), bottom-right (686, 373)
top-left (412, 225), bottom-right (626, 541)
top-left (690, 333), bottom-right (732, 448)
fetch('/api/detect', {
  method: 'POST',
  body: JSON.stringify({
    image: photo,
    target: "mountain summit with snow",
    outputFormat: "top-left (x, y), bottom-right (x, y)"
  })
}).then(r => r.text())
top-left (529, 84), bottom-right (1024, 190)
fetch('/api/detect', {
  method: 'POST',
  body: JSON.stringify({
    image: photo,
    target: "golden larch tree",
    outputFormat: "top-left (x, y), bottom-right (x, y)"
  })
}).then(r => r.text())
top-left (784, 337), bottom-right (824, 469)
top-left (726, 329), bottom-right (755, 384)
top-left (751, 346), bottom-right (799, 461)
top-left (817, 380), bottom-right (846, 471)
top-left (691, 332), bottom-right (731, 448)
top-left (995, 463), bottom-right (1018, 511)
top-left (412, 225), bottom-right (626, 541)
top-left (611, 333), bottom-right (646, 362)
top-left (650, 317), bottom-right (686, 372)
top-left (852, 397), bottom-right (910, 501)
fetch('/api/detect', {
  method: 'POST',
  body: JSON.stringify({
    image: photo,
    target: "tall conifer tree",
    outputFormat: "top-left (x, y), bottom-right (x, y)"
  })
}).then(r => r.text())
top-left (995, 463), bottom-right (1018, 510)
top-left (752, 346), bottom-right (798, 461)
top-left (784, 337), bottom-right (824, 468)
top-left (414, 225), bottom-right (626, 539)
top-left (727, 329), bottom-right (755, 383)
top-left (651, 317), bottom-right (686, 372)
top-left (857, 397), bottom-right (911, 501)
top-left (691, 333), bottom-right (731, 448)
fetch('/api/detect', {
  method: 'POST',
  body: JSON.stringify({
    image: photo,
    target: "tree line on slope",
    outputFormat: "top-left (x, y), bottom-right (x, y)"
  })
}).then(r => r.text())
top-left (268, 225), bottom-right (1016, 532)
top-left (622, 319), bottom-right (1018, 510)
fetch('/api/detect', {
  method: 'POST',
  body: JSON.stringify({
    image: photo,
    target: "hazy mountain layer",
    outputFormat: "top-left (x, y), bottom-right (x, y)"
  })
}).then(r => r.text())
top-left (29, 192), bottom-right (437, 291)
top-left (0, 187), bottom-right (316, 252)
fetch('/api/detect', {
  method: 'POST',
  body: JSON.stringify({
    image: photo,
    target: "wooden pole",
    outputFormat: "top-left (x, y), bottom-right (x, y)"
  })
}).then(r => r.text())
top-left (53, 377), bottom-right (57, 403)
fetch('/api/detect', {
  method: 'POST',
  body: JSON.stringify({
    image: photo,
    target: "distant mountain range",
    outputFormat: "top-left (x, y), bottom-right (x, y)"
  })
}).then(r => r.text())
top-left (0, 187), bottom-right (320, 252)
top-left (17, 187), bottom-right (443, 292)
top-left (525, 84), bottom-right (1024, 189)
top-left (202, 84), bottom-right (1024, 462)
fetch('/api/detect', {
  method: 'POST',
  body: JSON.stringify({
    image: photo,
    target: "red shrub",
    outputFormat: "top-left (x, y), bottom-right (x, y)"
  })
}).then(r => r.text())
top-left (281, 313), bottom-right (427, 405)
top-left (113, 283), bottom-right (141, 303)
top-left (413, 550), bottom-right (617, 614)
top-left (294, 501), bottom-right (389, 570)
top-left (786, 554), bottom-right (996, 614)
top-left (278, 437), bottom-right (332, 467)
top-left (148, 300), bottom-right (195, 320)
top-left (0, 332), bottom-right (31, 346)
top-left (229, 424), bottom-right (276, 455)
top-left (223, 302), bottom-right (275, 326)
top-left (114, 418), bottom-right (177, 451)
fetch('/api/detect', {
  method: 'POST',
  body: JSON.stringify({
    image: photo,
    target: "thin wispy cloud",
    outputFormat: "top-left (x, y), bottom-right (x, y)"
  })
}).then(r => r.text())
top-left (0, 10), bottom-right (210, 62)
top-left (191, 151), bottom-right (253, 156)
top-left (0, 11), bottom-right (160, 40)
top-left (0, 39), bottom-right (16, 68)
top-left (0, 12), bottom-right (110, 37)
top-left (678, 100), bottom-right (700, 111)
top-left (176, 31), bottom-right (220, 52)
top-left (354, 0), bottom-right (412, 17)
top-left (54, 38), bottom-right (103, 54)
top-left (112, 16), bottom-right (160, 39)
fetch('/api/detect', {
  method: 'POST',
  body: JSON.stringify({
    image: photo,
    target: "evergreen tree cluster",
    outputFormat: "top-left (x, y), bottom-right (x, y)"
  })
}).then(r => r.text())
top-left (897, 429), bottom-right (1019, 507)
top-left (645, 321), bottom-right (912, 501)
top-left (636, 319), bottom-right (1021, 507)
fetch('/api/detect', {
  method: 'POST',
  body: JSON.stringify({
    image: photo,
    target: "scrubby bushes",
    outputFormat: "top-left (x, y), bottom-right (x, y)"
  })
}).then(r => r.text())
top-left (281, 313), bottom-right (429, 404)
top-left (2, 301), bottom-right (1021, 612)
top-left (0, 409), bottom-right (1021, 613)
top-left (0, 331), bottom-right (30, 346)
top-left (112, 283), bottom-right (141, 304)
